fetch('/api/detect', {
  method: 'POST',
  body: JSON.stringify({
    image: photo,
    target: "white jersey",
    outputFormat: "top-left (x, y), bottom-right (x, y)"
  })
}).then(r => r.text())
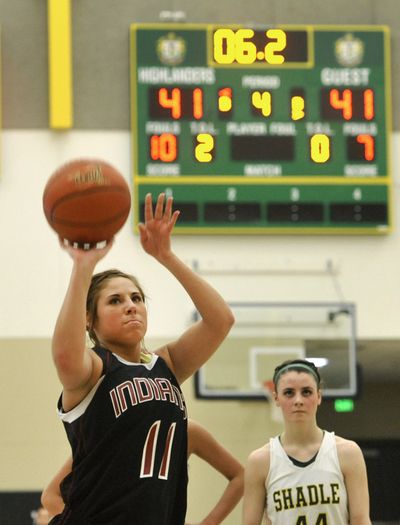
top-left (266, 431), bottom-right (349, 525)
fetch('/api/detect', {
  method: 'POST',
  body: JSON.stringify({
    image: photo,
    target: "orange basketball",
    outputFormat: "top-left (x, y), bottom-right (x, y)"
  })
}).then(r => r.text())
top-left (43, 158), bottom-right (131, 246)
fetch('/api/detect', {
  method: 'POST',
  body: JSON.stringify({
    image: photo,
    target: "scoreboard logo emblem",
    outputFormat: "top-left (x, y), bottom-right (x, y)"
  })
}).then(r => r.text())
top-left (335, 33), bottom-right (364, 67)
top-left (156, 32), bottom-right (186, 65)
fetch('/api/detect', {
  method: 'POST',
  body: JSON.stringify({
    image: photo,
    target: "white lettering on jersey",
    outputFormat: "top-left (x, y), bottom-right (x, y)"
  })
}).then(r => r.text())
top-left (109, 377), bottom-right (187, 419)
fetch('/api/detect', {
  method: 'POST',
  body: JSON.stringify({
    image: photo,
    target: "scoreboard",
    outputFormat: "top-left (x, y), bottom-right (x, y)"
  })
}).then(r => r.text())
top-left (130, 24), bottom-right (392, 234)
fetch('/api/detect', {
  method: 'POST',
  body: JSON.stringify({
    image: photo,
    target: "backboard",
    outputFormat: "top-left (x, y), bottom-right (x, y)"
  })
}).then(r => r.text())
top-left (194, 302), bottom-right (357, 399)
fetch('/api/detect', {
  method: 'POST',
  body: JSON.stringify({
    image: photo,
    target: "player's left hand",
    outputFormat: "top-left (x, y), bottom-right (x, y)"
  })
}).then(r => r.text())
top-left (138, 193), bottom-right (179, 261)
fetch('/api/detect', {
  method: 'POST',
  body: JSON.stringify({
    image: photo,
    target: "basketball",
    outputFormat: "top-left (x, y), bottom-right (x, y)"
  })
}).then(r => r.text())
top-left (43, 158), bottom-right (131, 246)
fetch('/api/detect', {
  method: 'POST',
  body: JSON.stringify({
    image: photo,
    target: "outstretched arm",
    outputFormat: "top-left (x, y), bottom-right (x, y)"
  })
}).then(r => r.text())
top-left (186, 419), bottom-right (244, 525)
top-left (51, 241), bottom-right (113, 410)
top-left (41, 456), bottom-right (72, 517)
top-left (139, 193), bottom-right (234, 383)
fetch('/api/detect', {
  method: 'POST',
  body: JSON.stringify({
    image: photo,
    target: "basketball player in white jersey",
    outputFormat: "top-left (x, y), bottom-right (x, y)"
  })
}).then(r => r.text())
top-left (243, 359), bottom-right (371, 525)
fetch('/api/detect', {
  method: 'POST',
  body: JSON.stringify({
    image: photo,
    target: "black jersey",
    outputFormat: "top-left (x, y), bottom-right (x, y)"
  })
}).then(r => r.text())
top-left (50, 347), bottom-right (188, 525)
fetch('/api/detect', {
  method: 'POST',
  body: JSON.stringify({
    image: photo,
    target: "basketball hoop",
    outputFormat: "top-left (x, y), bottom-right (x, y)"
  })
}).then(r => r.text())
top-left (262, 380), bottom-right (283, 424)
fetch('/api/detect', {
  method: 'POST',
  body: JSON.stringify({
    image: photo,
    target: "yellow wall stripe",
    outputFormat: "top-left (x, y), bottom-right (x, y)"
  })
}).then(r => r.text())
top-left (47, 0), bottom-right (73, 129)
top-left (0, 27), bottom-right (2, 176)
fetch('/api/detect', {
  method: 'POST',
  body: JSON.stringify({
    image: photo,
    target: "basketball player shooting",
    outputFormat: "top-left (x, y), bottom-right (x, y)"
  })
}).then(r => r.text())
top-left (48, 192), bottom-right (235, 525)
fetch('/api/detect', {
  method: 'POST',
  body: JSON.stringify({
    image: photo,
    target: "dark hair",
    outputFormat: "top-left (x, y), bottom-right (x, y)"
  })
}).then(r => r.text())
top-left (86, 269), bottom-right (146, 346)
top-left (273, 359), bottom-right (321, 389)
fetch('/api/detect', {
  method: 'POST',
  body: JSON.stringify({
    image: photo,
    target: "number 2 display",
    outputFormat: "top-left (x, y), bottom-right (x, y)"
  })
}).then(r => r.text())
top-left (131, 24), bottom-right (392, 234)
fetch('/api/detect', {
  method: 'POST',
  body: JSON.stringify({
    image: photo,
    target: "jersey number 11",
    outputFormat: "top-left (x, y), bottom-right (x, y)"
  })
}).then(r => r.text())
top-left (140, 420), bottom-right (176, 480)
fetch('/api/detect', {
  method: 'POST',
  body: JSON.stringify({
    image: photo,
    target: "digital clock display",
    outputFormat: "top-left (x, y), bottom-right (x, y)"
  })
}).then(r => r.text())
top-left (211, 28), bottom-right (309, 65)
top-left (130, 24), bottom-right (392, 234)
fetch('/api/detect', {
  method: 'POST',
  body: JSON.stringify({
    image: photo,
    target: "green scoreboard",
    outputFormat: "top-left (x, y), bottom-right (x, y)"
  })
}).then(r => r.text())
top-left (130, 24), bottom-right (392, 234)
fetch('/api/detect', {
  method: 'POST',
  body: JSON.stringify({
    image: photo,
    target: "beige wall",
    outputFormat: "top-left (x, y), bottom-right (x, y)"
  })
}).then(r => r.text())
top-left (0, 340), bottom-right (69, 490)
